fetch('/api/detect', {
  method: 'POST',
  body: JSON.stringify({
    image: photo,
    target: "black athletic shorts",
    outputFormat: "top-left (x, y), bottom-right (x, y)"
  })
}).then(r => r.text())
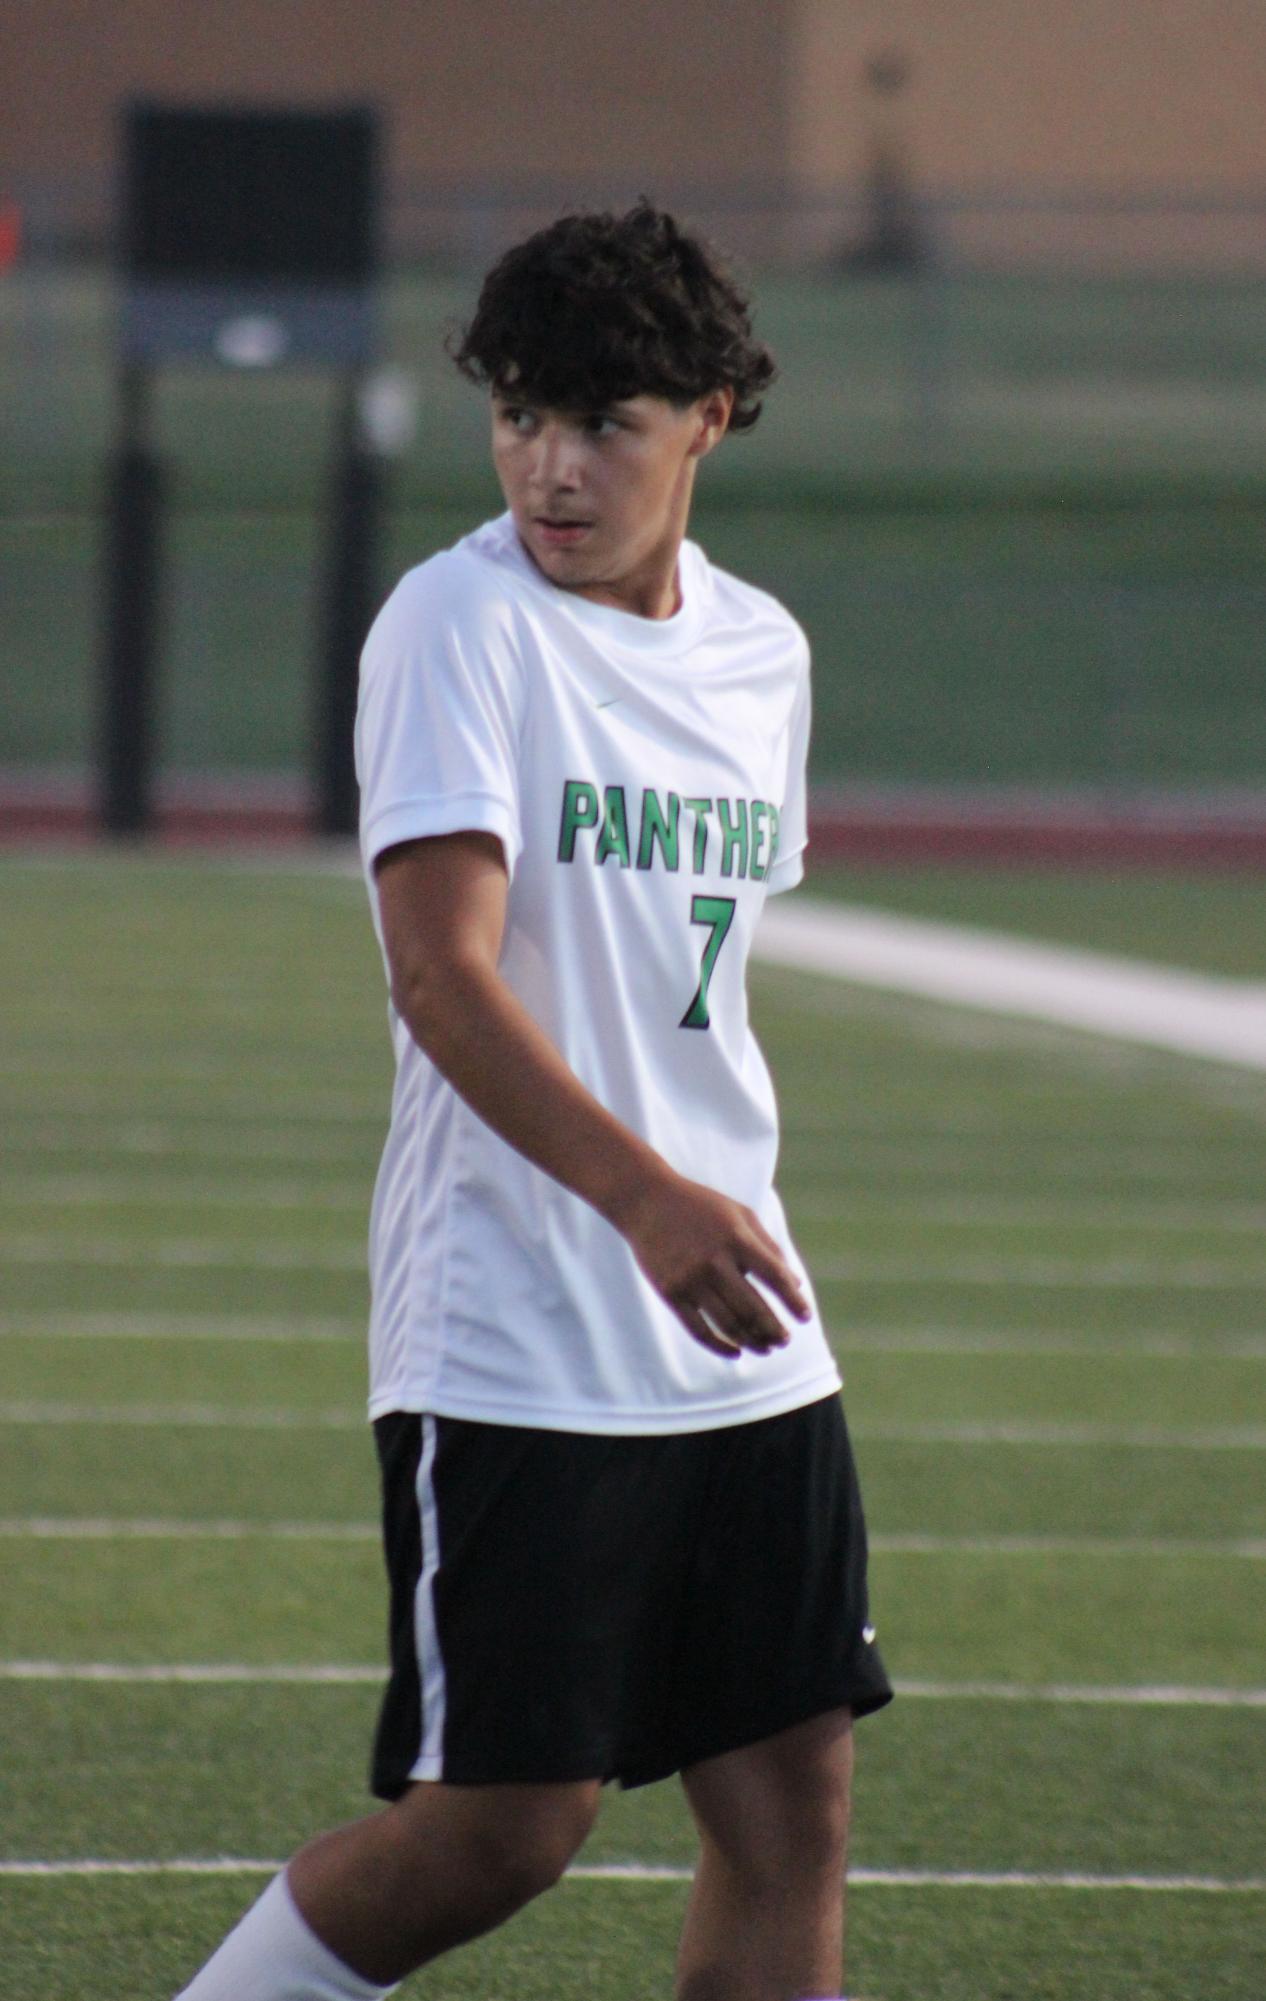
top-left (370, 1392), bottom-right (892, 1798)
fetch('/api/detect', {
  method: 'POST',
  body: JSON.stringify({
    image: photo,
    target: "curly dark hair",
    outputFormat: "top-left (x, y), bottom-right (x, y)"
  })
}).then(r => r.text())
top-left (449, 202), bottom-right (776, 434)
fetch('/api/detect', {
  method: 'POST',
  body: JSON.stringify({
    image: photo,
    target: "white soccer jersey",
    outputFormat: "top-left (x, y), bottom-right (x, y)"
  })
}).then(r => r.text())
top-left (355, 512), bottom-right (840, 1434)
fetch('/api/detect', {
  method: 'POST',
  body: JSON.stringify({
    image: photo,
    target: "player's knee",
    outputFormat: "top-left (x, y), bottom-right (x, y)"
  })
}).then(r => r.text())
top-left (468, 1789), bottom-right (599, 1910)
top-left (705, 1780), bottom-right (849, 1896)
top-left (790, 1781), bottom-right (851, 1879)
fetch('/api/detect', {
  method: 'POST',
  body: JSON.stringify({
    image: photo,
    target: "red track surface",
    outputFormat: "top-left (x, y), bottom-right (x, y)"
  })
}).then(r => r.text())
top-left (4, 776), bottom-right (1266, 868)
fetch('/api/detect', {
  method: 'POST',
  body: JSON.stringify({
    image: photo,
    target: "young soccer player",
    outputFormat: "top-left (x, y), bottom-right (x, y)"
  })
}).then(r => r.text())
top-left (174, 202), bottom-right (890, 2001)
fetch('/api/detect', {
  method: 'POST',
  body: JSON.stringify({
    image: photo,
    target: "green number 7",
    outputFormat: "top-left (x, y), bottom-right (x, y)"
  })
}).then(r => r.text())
top-left (680, 895), bottom-right (736, 1030)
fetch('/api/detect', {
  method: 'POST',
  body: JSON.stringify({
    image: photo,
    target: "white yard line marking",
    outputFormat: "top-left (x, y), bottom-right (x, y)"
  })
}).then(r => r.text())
top-left (3, 1313), bottom-right (1263, 1358)
top-left (873, 1533), bottom-right (1266, 1560)
top-left (0, 1858), bottom-right (1262, 1891)
top-left (7, 1235), bottom-right (1266, 1288)
top-left (786, 1117), bottom-right (1256, 1146)
top-left (0, 1858), bottom-right (1261, 1892)
top-left (0, 1662), bottom-right (385, 1684)
top-left (812, 1254), bottom-right (1266, 1289)
top-left (0, 1861), bottom-right (300, 1878)
top-left (0, 1518), bottom-right (378, 1541)
top-left (6, 1126), bottom-right (374, 1162)
top-left (894, 1680), bottom-right (1266, 1708)
top-left (791, 1136), bottom-right (1258, 1166)
top-left (794, 1196), bottom-right (1266, 1232)
top-left (0, 1236), bottom-right (366, 1272)
top-left (9, 1180), bottom-right (1266, 1232)
top-left (755, 898), bottom-right (1266, 1071)
top-left (0, 1094), bottom-right (381, 1122)
top-left (4, 1402), bottom-right (1264, 1449)
top-left (5, 1662), bottom-right (1263, 1705)
top-left (0, 1401), bottom-right (365, 1430)
top-left (0, 1177), bottom-right (366, 1211)
top-left (847, 1869), bottom-right (1266, 1892)
top-left (834, 1327), bottom-right (1266, 1360)
top-left (858, 1419), bottom-right (1266, 1449)
top-left (0, 1519), bottom-right (1261, 1559)
top-left (0, 1312), bottom-right (359, 1342)
top-left (13, 1182), bottom-right (1265, 1235)
top-left (4, 1128), bottom-right (1253, 1183)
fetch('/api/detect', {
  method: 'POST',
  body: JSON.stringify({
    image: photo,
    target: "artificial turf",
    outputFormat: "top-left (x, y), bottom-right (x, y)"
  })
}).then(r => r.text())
top-left (1, 854), bottom-right (1263, 1997)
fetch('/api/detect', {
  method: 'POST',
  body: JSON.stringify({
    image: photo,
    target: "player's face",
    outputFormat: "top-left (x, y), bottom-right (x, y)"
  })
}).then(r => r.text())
top-left (491, 388), bottom-right (733, 619)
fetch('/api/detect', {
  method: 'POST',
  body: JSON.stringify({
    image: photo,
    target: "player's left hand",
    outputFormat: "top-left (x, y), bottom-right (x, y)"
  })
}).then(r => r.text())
top-left (610, 1166), bottom-right (812, 1359)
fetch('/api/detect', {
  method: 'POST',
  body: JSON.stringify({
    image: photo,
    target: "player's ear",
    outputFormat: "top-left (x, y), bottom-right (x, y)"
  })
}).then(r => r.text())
top-left (688, 387), bottom-right (734, 458)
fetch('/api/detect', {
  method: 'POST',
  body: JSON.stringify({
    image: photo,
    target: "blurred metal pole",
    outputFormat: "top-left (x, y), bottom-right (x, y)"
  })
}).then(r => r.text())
top-left (98, 362), bottom-right (164, 835)
top-left (907, 258), bottom-right (948, 460)
top-left (313, 374), bottom-right (383, 837)
top-left (1104, 581), bottom-right (1141, 797)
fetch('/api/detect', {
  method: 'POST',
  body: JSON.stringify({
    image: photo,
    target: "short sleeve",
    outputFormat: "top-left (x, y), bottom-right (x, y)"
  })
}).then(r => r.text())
top-left (766, 646), bottom-right (811, 896)
top-left (354, 554), bottom-right (527, 878)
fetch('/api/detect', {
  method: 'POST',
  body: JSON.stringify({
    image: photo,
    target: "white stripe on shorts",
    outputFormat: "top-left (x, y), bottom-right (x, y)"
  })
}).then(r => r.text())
top-left (408, 1415), bottom-right (448, 1782)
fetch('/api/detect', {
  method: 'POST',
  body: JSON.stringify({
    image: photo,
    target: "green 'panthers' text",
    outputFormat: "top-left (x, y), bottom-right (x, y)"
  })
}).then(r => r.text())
top-left (557, 780), bottom-right (781, 881)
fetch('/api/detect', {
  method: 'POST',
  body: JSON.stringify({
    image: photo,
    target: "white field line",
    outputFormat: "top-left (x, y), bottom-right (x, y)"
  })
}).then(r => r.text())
top-left (0, 1857), bottom-right (1262, 1893)
top-left (1, 1858), bottom-right (1262, 1893)
top-left (833, 1326), bottom-right (1266, 1359)
top-left (0, 1518), bottom-right (378, 1541)
top-left (791, 1162), bottom-right (1266, 1195)
top-left (790, 1194), bottom-right (1266, 1233)
top-left (5, 1312), bottom-right (1263, 1360)
top-left (8, 1128), bottom-right (374, 1164)
top-left (8, 1179), bottom-right (1266, 1234)
top-left (0, 1312), bottom-right (360, 1342)
top-left (755, 897), bottom-right (1266, 1071)
top-left (4, 1662), bottom-right (1265, 1709)
top-left (872, 1533), bottom-right (1266, 1559)
top-left (0, 1401), bottom-right (365, 1430)
top-left (0, 1052), bottom-right (378, 1084)
top-left (2, 1399), bottom-right (1265, 1451)
top-left (1, 1518), bottom-right (1262, 1561)
top-left (5, 1129), bottom-right (1254, 1188)
top-left (895, 1680), bottom-right (1266, 1708)
top-left (4, 1401), bottom-right (1266, 1450)
top-left (0, 847), bottom-right (360, 881)
top-left (0, 1092), bottom-right (381, 1122)
top-left (0, 1177), bottom-right (366, 1212)
top-left (0, 1661), bottom-right (384, 1684)
top-left (7, 1234), bottom-right (1266, 1290)
top-left (7, 1103), bottom-right (1253, 1149)
top-left (0, 1236), bottom-right (366, 1272)
top-left (1, 1313), bottom-right (1262, 1359)
top-left (784, 1119), bottom-right (1256, 1146)
top-left (811, 1254), bottom-right (1266, 1290)
top-left (857, 1420), bottom-right (1266, 1449)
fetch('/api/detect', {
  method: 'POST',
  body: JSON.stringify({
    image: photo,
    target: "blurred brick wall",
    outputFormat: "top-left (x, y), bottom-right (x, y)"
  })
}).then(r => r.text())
top-left (787, 0), bottom-right (1266, 262)
top-left (6, 0), bottom-right (1264, 260)
top-left (2, 0), bottom-right (788, 247)
top-left (791, 0), bottom-right (1266, 190)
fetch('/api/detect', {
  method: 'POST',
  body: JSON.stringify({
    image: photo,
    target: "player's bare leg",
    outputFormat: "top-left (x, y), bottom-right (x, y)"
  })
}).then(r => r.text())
top-left (675, 1707), bottom-right (853, 2001)
top-left (286, 1777), bottom-right (601, 1984)
top-left (176, 1779), bottom-right (600, 1997)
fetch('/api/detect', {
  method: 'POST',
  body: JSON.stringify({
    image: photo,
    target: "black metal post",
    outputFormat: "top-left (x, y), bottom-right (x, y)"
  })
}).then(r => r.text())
top-left (313, 374), bottom-right (383, 837)
top-left (98, 363), bottom-right (164, 835)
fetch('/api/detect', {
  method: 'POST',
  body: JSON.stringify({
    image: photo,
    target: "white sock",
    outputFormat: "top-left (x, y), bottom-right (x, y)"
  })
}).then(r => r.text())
top-left (174, 1871), bottom-right (399, 2000)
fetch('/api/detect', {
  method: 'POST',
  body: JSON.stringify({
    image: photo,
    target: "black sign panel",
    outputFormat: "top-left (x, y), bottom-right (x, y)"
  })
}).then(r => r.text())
top-left (124, 104), bottom-right (378, 284)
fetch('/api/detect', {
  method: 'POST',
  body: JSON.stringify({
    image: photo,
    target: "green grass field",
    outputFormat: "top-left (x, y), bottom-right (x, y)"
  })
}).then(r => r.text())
top-left (4, 265), bottom-right (1266, 787)
top-left (2, 852), bottom-right (1264, 1999)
